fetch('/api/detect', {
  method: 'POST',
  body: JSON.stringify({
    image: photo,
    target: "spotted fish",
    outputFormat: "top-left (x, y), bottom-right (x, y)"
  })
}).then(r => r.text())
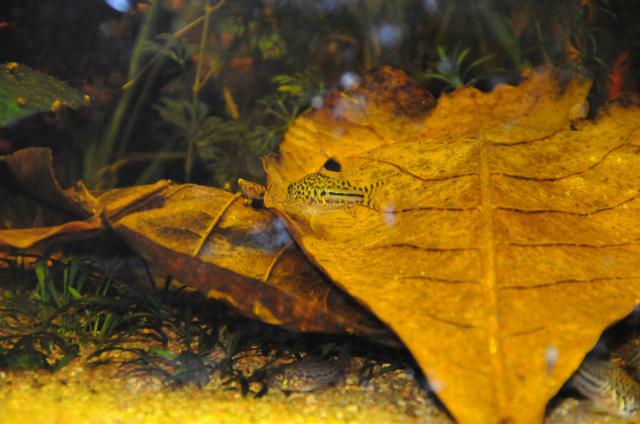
top-left (613, 338), bottom-right (640, 381)
top-left (570, 358), bottom-right (640, 418)
top-left (286, 172), bottom-right (382, 210)
top-left (268, 356), bottom-right (346, 392)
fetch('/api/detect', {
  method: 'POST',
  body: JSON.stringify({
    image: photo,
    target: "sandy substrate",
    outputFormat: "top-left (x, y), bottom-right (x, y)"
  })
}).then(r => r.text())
top-left (1, 358), bottom-right (635, 424)
top-left (0, 354), bottom-right (452, 424)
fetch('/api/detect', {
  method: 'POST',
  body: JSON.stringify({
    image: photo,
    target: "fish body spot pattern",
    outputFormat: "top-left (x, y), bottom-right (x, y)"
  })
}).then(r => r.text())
top-left (268, 357), bottom-right (346, 392)
top-left (286, 172), bottom-right (382, 211)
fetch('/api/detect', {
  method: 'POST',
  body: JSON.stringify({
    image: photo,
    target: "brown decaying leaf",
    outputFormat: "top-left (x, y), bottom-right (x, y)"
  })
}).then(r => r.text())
top-left (263, 65), bottom-right (640, 423)
top-left (0, 150), bottom-right (392, 340)
top-left (0, 217), bottom-right (102, 249)
top-left (107, 184), bottom-right (392, 338)
top-left (2, 147), bottom-right (98, 217)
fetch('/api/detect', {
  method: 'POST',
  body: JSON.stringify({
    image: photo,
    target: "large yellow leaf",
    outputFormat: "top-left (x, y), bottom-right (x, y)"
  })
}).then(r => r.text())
top-left (263, 66), bottom-right (640, 423)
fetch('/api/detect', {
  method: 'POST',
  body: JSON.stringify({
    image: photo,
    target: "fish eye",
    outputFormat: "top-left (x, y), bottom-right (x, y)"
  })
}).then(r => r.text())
top-left (323, 158), bottom-right (341, 172)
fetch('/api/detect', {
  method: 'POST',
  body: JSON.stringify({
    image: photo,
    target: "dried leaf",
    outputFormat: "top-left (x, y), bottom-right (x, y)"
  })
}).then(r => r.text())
top-left (0, 217), bottom-right (102, 249)
top-left (2, 147), bottom-right (98, 217)
top-left (108, 184), bottom-right (392, 339)
top-left (263, 66), bottom-right (640, 423)
top-left (0, 151), bottom-right (392, 340)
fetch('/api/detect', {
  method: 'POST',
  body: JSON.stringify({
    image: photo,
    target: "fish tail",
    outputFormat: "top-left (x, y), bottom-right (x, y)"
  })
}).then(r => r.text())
top-left (616, 355), bottom-right (640, 383)
top-left (364, 180), bottom-right (384, 210)
top-left (614, 339), bottom-right (640, 369)
top-left (574, 359), bottom-right (640, 417)
top-left (571, 360), bottom-right (611, 399)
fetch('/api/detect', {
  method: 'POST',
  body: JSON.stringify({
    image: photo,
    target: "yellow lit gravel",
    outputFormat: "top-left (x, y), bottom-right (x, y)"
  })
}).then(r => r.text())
top-left (0, 357), bottom-right (451, 424)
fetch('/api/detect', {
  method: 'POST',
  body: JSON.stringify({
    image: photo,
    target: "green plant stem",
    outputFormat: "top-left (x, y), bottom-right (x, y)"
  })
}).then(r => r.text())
top-left (121, 15), bottom-right (206, 92)
top-left (87, 0), bottom-right (162, 189)
top-left (93, 151), bottom-right (186, 182)
top-left (528, 0), bottom-right (550, 64)
top-left (185, 0), bottom-right (226, 182)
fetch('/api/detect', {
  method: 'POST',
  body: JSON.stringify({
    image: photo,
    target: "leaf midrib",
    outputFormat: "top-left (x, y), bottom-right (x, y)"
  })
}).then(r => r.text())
top-left (479, 133), bottom-right (507, 417)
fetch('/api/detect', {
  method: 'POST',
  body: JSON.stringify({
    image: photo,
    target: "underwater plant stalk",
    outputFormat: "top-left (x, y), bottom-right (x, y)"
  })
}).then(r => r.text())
top-left (85, 0), bottom-right (161, 188)
top-left (185, 0), bottom-right (226, 182)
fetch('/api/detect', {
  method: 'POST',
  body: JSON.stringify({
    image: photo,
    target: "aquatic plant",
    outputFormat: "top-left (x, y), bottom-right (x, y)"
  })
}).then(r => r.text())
top-left (0, 254), bottom-right (212, 371)
top-left (422, 45), bottom-right (496, 89)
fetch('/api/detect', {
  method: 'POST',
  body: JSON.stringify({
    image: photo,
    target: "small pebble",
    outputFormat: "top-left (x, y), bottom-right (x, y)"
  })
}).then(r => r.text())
top-left (346, 404), bottom-right (359, 413)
